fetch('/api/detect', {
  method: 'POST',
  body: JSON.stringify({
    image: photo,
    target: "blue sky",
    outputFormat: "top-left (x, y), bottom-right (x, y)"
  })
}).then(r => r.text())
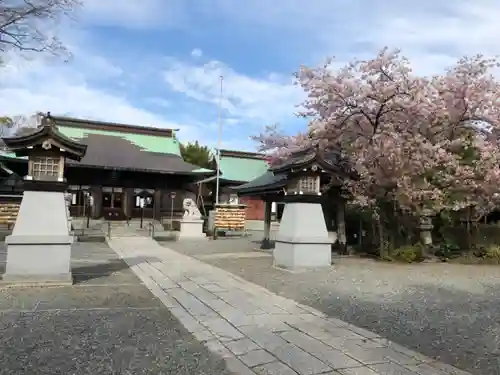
top-left (1, 0), bottom-right (499, 151)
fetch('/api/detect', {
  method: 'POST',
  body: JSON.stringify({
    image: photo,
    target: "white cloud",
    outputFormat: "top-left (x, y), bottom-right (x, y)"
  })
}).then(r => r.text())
top-left (190, 48), bottom-right (203, 58)
top-left (79, 0), bottom-right (186, 29)
top-left (172, 0), bottom-right (500, 74)
top-left (4, 0), bottom-right (500, 155)
top-left (0, 51), bottom-right (202, 140)
top-left (163, 58), bottom-right (303, 124)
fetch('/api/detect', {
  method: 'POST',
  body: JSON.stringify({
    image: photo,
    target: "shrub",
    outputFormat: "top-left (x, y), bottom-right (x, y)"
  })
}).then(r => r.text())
top-left (473, 244), bottom-right (500, 264)
top-left (390, 244), bottom-right (424, 263)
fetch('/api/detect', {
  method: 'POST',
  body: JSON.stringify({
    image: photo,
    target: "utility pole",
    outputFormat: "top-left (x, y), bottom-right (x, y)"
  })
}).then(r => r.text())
top-left (215, 75), bottom-right (223, 205)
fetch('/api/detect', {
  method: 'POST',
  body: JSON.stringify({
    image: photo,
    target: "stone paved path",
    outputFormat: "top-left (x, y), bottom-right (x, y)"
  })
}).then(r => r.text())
top-left (108, 237), bottom-right (472, 375)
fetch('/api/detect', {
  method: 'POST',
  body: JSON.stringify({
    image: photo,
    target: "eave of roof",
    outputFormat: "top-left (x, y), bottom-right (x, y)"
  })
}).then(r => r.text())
top-left (2, 122), bottom-right (87, 161)
top-left (231, 171), bottom-right (288, 195)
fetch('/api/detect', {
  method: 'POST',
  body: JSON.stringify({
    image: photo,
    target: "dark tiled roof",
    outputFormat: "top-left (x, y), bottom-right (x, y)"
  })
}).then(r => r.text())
top-left (67, 133), bottom-right (206, 175)
top-left (2, 122), bottom-right (87, 161)
top-left (231, 171), bottom-right (287, 195)
top-left (272, 146), bottom-right (358, 179)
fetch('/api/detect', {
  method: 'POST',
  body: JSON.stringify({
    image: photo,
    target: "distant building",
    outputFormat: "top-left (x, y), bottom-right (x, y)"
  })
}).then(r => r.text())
top-left (203, 149), bottom-right (282, 228)
top-left (0, 115), bottom-right (212, 221)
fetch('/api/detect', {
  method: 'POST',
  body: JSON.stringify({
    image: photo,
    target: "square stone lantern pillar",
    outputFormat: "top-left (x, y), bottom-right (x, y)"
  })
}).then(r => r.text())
top-left (1, 113), bottom-right (87, 286)
top-left (272, 146), bottom-right (357, 270)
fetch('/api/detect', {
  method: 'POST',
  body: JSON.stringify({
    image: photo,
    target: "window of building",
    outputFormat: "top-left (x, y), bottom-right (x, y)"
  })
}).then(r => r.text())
top-left (70, 190), bottom-right (85, 206)
top-left (31, 156), bottom-right (60, 180)
top-left (297, 175), bottom-right (319, 193)
top-left (103, 192), bottom-right (123, 208)
top-left (134, 194), bottom-right (154, 208)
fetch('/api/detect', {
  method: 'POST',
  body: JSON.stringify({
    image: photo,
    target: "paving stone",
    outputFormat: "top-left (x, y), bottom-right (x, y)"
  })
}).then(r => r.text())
top-left (192, 328), bottom-right (215, 342)
top-left (338, 367), bottom-right (381, 375)
top-left (344, 324), bottom-right (382, 340)
top-left (205, 339), bottom-right (234, 358)
top-left (280, 329), bottom-right (363, 370)
top-left (344, 339), bottom-right (387, 349)
top-left (201, 297), bottom-right (235, 313)
top-left (156, 278), bottom-right (179, 290)
top-left (167, 288), bottom-right (218, 318)
top-left (270, 343), bottom-right (333, 375)
top-left (322, 327), bottom-right (367, 340)
top-left (200, 317), bottom-right (245, 341)
top-left (168, 306), bottom-right (209, 333)
top-left (369, 362), bottom-right (421, 375)
top-left (378, 341), bottom-right (435, 364)
top-left (405, 362), bottom-right (465, 375)
top-left (239, 349), bottom-right (277, 367)
top-left (224, 356), bottom-right (258, 375)
top-left (247, 314), bottom-right (293, 332)
top-left (201, 283), bottom-right (227, 293)
top-left (189, 276), bottom-right (212, 284)
top-left (179, 282), bottom-right (219, 302)
top-left (342, 346), bottom-right (419, 366)
top-left (216, 291), bottom-right (267, 315)
top-left (425, 361), bottom-right (473, 375)
top-left (115, 239), bottom-right (473, 375)
top-left (218, 307), bottom-right (256, 326)
top-left (299, 304), bottom-right (327, 318)
top-left (238, 326), bottom-right (290, 351)
top-left (253, 362), bottom-right (299, 375)
top-left (225, 338), bottom-right (262, 355)
top-left (284, 321), bottom-right (347, 350)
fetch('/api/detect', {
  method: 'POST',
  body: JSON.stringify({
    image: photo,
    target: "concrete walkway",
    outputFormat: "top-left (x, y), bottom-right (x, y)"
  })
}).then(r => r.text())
top-left (108, 237), bottom-right (471, 375)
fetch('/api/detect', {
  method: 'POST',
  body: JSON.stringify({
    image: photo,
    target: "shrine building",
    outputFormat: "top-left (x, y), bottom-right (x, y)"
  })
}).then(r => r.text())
top-left (0, 114), bottom-right (213, 222)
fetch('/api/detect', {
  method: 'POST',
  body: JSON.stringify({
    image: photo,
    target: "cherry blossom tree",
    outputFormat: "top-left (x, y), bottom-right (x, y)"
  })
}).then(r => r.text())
top-left (253, 48), bottom-right (500, 219)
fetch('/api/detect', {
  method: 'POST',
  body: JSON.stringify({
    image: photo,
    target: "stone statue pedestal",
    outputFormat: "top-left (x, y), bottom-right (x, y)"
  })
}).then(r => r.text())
top-left (274, 197), bottom-right (333, 271)
top-left (178, 218), bottom-right (205, 239)
top-left (2, 188), bottom-right (73, 286)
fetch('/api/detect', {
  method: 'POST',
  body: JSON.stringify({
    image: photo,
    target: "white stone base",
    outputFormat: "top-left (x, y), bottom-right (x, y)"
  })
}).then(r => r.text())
top-left (178, 218), bottom-right (206, 239)
top-left (3, 239), bottom-right (73, 286)
top-left (2, 191), bottom-right (74, 285)
top-left (274, 201), bottom-right (333, 270)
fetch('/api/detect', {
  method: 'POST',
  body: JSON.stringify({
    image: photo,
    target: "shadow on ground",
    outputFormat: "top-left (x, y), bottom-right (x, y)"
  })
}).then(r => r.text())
top-left (72, 256), bottom-right (160, 283)
top-left (0, 242), bottom-right (233, 375)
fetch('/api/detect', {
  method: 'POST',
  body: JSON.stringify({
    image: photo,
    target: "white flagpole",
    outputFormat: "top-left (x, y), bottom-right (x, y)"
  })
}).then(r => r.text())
top-left (215, 75), bottom-right (223, 205)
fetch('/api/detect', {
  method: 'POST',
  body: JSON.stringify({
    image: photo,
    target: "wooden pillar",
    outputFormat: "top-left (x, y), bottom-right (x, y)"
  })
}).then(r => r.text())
top-left (154, 189), bottom-right (161, 221)
top-left (261, 198), bottom-right (273, 250)
top-left (336, 198), bottom-right (347, 253)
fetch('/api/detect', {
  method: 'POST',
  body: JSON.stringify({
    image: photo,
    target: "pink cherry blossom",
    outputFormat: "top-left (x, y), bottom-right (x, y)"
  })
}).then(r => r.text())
top-left (253, 48), bottom-right (500, 216)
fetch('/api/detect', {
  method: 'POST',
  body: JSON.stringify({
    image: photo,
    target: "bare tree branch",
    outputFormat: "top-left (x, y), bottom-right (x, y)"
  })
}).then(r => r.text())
top-left (0, 0), bottom-right (82, 57)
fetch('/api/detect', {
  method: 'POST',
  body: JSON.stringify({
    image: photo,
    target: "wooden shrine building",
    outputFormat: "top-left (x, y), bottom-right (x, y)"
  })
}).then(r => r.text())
top-left (232, 146), bottom-right (358, 249)
top-left (0, 114), bottom-right (212, 221)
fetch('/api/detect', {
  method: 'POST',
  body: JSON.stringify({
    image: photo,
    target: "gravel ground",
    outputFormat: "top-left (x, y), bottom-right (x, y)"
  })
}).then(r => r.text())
top-left (161, 234), bottom-right (500, 375)
top-left (0, 242), bottom-right (233, 375)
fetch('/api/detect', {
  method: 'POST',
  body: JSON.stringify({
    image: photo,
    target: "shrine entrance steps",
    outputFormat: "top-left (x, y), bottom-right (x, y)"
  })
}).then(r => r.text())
top-left (72, 218), bottom-right (165, 239)
top-left (106, 219), bottom-right (163, 238)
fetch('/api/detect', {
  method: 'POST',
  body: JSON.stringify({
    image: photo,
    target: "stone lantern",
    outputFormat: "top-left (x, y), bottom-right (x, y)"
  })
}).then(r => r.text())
top-left (271, 146), bottom-right (356, 270)
top-left (1, 113), bottom-right (87, 286)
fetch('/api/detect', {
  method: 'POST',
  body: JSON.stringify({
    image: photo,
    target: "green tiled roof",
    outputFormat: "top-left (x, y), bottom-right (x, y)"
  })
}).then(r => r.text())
top-left (0, 150), bottom-right (26, 160)
top-left (192, 167), bottom-right (213, 173)
top-left (219, 155), bottom-right (269, 183)
top-left (57, 126), bottom-right (182, 156)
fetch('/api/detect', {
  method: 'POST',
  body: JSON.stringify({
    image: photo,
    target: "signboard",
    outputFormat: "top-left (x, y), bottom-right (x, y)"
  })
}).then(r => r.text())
top-left (170, 192), bottom-right (177, 199)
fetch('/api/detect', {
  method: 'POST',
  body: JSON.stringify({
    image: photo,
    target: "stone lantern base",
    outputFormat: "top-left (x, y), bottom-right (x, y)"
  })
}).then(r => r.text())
top-left (2, 183), bottom-right (73, 286)
top-left (274, 195), bottom-right (333, 270)
top-left (178, 218), bottom-right (206, 239)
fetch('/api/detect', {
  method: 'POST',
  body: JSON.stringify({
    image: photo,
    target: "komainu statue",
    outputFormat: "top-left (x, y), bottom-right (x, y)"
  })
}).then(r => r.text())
top-left (182, 198), bottom-right (201, 219)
